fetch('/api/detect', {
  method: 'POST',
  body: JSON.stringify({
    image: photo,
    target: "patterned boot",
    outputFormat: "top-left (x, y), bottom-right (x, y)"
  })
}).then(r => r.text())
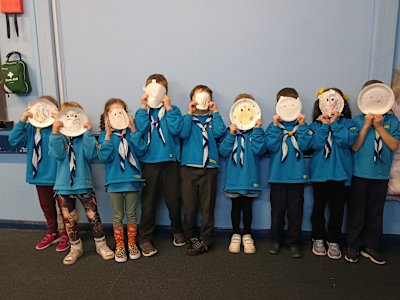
top-left (94, 236), bottom-right (114, 260)
top-left (113, 226), bottom-right (127, 263)
top-left (63, 238), bottom-right (83, 265)
top-left (127, 224), bottom-right (141, 260)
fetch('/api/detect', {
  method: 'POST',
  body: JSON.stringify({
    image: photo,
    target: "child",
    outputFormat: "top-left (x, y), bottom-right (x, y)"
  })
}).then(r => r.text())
top-left (180, 84), bottom-right (226, 255)
top-left (265, 87), bottom-right (312, 258)
top-left (49, 101), bottom-right (114, 265)
top-left (135, 74), bottom-right (185, 257)
top-left (8, 96), bottom-right (69, 252)
top-left (346, 80), bottom-right (400, 265)
top-left (310, 88), bottom-right (358, 259)
top-left (98, 98), bottom-right (147, 262)
top-left (219, 93), bottom-right (266, 254)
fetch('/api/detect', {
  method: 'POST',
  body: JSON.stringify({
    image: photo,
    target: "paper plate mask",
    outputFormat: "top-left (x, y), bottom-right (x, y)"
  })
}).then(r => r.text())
top-left (108, 108), bottom-right (129, 130)
top-left (27, 98), bottom-right (58, 128)
top-left (357, 83), bottom-right (395, 115)
top-left (195, 91), bottom-right (211, 110)
top-left (276, 96), bottom-right (302, 122)
top-left (318, 89), bottom-right (344, 116)
top-left (229, 98), bottom-right (261, 130)
top-left (56, 107), bottom-right (88, 137)
top-left (144, 79), bottom-right (166, 108)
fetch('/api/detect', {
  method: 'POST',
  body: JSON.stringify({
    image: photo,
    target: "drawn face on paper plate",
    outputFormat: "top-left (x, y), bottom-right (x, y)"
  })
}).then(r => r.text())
top-left (276, 97), bottom-right (302, 122)
top-left (144, 80), bottom-right (166, 108)
top-left (230, 98), bottom-right (261, 130)
top-left (108, 108), bottom-right (129, 130)
top-left (34, 102), bottom-right (51, 124)
top-left (63, 110), bottom-right (82, 132)
top-left (318, 89), bottom-right (344, 116)
top-left (357, 83), bottom-right (395, 115)
top-left (195, 91), bottom-right (211, 110)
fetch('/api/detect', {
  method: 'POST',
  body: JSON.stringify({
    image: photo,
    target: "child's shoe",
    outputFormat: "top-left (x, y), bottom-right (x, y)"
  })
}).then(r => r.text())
top-left (141, 242), bottom-right (158, 257)
top-left (360, 248), bottom-right (387, 265)
top-left (344, 247), bottom-right (359, 263)
top-left (268, 241), bottom-right (281, 255)
top-left (94, 236), bottom-right (114, 260)
top-left (186, 238), bottom-right (208, 256)
top-left (312, 239), bottom-right (326, 256)
top-left (55, 234), bottom-right (70, 252)
top-left (63, 239), bottom-right (83, 265)
top-left (127, 224), bottom-right (141, 260)
top-left (289, 245), bottom-right (303, 258)
top-left (35, 233), bottom-right (59, 250)
top-left (327, 242), bottom-right (342, 260)
top-left (173, 233), bottom-right (186, 247)
top-left (113, 226), bottom-right (127, 263)
top-left (228, 234), bottom-right (241, 253)
top-left (242, 234), bottom-right (256, 254)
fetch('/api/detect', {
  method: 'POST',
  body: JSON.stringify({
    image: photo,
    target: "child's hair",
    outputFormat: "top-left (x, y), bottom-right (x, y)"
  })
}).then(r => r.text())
top-left (60, 101), bottom-right (83, 111)
top-left (235, 93), bottom-right (255, 102)
top-left (190, 85), bottom-right (213, 101)
top-left (312, 87), bottom-right (352, 121)
top-left (100, 98), bottom-right (128, 131)
top-left (362, 79), bottom-right (383, 89)
top-left (276, 87), bottom-right (299, 102)
top-left (146, 74), bottom-right (168, 93)
top-left (40, 95), bottom-right (58, 107)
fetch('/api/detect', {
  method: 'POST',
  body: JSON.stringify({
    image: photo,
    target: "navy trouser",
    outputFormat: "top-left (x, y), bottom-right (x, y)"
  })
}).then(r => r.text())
top-left (270, 183), bottom-right (304, 246)
top-left (181, 166), bottom-right (218, 246)
top-left (346, 176), bottom-right (388, 250)
top-left (311, 181), bottom-right (346, 243)
top-left (139, 161), bottom-right (183, 244)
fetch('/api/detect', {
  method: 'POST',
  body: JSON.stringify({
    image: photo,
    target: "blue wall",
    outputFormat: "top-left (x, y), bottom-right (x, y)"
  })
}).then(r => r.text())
top-left (1, 0), bottom-right (400, 234)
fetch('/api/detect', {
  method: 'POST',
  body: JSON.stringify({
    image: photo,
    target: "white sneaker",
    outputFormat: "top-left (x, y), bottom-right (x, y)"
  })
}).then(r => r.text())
top-left (242, 234), bottom-right (256, 254)
top-left (228, 234), bottom-right (241, 253)
top-left (63, 239), bottom-right (83, 265)
top-left (94, 237), bottom-right (114, 260)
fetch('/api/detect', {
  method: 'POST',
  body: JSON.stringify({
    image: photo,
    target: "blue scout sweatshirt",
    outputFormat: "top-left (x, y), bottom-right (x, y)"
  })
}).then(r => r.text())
top-left (49, 131), bottom-right (97, 194)
top-left (135, 105), bottom-right (182, 163)
top-left (180, 112), bottom-right (226, 168)
top-left (98, 129), bottom-right (147, 191)
top-left (8, 121), bottom-right (57, 185)
top-left (265, 121), bottom-right (313, 183)
top-left (219, 128), bottom-right (266, 194)
top-left (310, 118), bottom-right (359, 183)
top-left (352, 113), bottom-right (400, 180)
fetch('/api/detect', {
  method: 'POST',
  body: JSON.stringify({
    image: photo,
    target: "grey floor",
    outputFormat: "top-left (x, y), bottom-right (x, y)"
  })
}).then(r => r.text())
top-left (0, 228), bottom-right (399, 300)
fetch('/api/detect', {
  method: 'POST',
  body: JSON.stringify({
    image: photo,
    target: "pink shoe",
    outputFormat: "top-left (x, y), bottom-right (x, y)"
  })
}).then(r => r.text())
top-left (35, 233), bottom-right (59, 250)
top-left (56, 234), bottom-right (70, 252)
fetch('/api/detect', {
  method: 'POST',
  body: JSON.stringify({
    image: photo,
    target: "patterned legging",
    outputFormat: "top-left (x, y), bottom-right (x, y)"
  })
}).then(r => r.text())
top-left (58, 192), bottom-right (105, 242)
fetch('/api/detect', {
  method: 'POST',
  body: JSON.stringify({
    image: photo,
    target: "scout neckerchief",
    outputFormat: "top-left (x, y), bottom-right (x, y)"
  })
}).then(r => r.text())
top-left (113, 129), bottom-right (139, 172)
top-left (374, 131), bottom-right (383, 162)
top-left (232, 130), bottom-right (245, 167)
top-left (192, 114), bottom-right (213, 167)
top-left (68, 137), bottom-right (76, 186)
top-left (278, 122), bottom-right (300, 162)
top-left (317, 116), bottom-right (332, 159)
top-left (32, 127), bottom-right (41, 176)
top-left (147, 107), bottom-right (166, 145)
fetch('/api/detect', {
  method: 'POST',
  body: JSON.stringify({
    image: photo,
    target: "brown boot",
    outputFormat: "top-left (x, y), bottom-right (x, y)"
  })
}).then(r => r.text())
top-left (127, 224), bottom-right (141, 260)
top-left (113, 226), bottom-right (127, 263)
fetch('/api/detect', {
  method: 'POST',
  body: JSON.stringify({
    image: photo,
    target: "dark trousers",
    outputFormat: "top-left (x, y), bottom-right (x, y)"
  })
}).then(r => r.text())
top-left (270, 183), bottom-right (304, 246)
top-left (181, 166), bottom-right (218, 245)
top-left (139, 161), bottom-right (183, 244)
top-left (347, 176), bottom-right (388, 250)
top-left (36, 185), bottom-right (66, 235)
top-left (231, 196), bottom-right (253, 235)
top-left (58, 192), bottom-right (105, 242)
top-left (311, 181), bottom-right (346, 243)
